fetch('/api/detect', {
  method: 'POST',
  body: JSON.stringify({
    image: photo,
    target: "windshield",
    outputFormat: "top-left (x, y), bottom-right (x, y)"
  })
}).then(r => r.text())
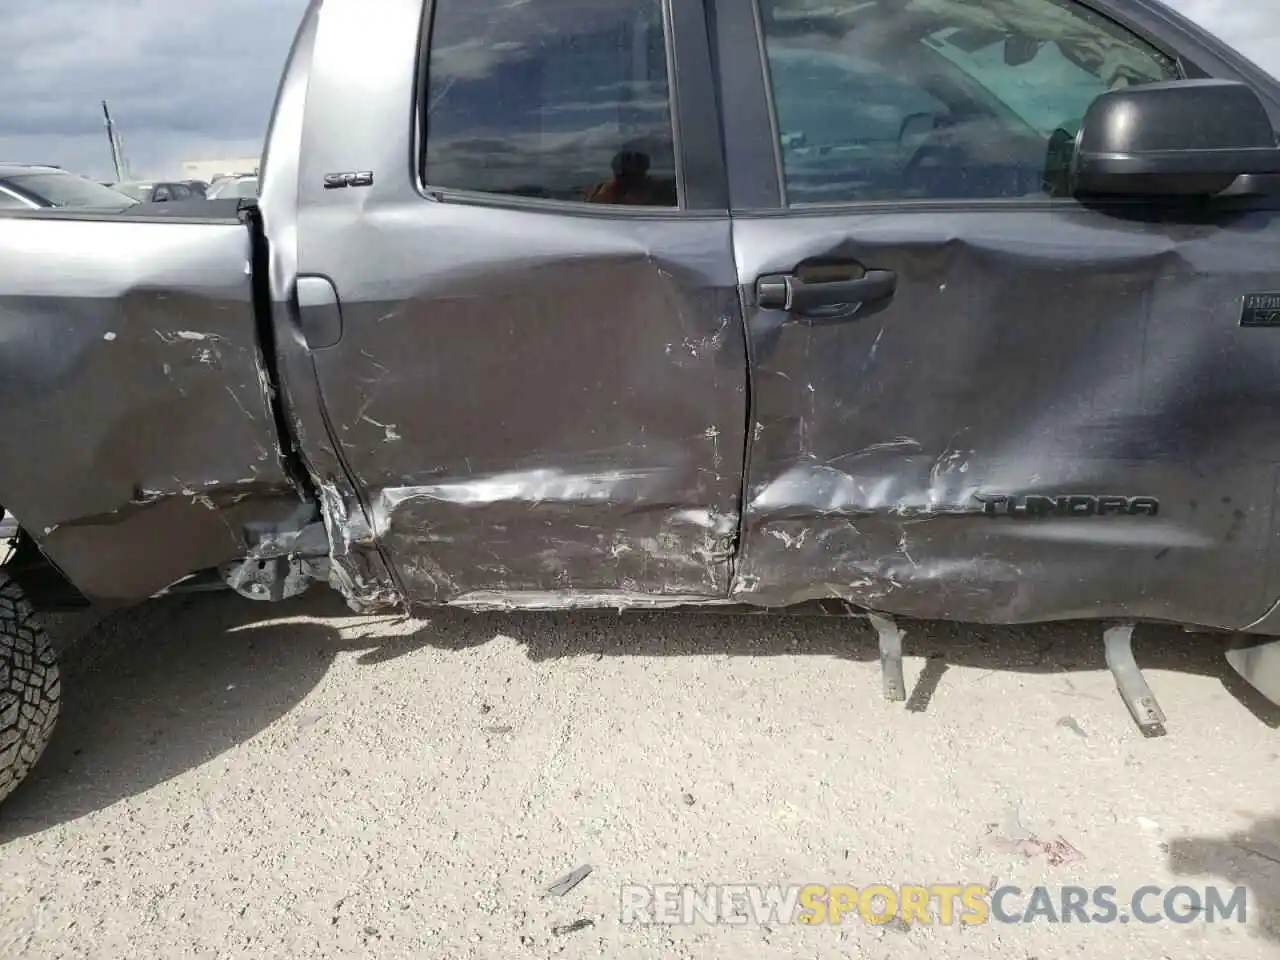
top-left (6, 172), bottom-right (138, 210)
top-left (924, 25), bottom-right (1173, 135)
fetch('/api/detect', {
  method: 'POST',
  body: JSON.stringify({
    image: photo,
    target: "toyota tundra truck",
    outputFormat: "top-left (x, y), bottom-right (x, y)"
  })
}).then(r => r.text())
top-left (4, 0), bottom-right (1280, 801)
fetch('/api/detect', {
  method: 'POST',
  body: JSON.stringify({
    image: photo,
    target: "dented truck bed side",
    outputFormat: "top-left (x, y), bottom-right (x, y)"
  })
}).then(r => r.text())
top-left (0, 204), bottom-right (308, 602)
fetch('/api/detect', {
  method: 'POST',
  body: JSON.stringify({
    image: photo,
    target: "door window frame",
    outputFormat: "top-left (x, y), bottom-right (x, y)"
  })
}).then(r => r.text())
top-left (410, 0), bottom-right (728, 215)
top-left (711, 0), bottom-right (1280, 214)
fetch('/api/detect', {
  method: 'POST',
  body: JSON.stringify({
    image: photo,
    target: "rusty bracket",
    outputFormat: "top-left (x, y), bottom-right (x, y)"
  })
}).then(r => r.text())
top-left (1103, 623), bottom-right (1167, 737)
top-left (867, 611), bottom-right (906, 702)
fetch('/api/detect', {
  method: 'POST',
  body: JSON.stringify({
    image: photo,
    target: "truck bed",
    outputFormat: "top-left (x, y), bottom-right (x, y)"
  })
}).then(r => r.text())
top-left (0, 204), bottom-right (308, 602)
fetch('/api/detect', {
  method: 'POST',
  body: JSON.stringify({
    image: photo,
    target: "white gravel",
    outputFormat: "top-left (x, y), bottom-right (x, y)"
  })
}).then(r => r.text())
top-left (0, 590), bottom-right (1277, 958)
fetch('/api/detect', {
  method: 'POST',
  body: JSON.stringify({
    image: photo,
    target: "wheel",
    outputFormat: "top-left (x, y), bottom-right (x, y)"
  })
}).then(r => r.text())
top-left (0, 575), bottom-right (60, 804)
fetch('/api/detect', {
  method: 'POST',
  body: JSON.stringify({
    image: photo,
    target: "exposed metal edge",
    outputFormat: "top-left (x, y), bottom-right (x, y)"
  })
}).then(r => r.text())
top-left (0, 511), bottom-right (15, 566)
top-left (448, 591), bottom-right (745, 613)
top-left (446, 591), bottom-right (883, 616)
top-left (243, 205), bottom-right (318, 503)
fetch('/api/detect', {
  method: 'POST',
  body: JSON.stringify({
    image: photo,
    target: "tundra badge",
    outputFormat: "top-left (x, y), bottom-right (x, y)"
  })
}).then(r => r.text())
top-left (1240, 292), bottom-right (1280, 327)
top-left (974, 494), bottom-right (1160, 518)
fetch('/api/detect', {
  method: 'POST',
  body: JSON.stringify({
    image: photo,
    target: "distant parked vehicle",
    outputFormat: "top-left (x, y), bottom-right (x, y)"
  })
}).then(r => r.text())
top-left (0, 164), bottom-right (137, 211)
top-left (114, 180), bottom-right (203, 203)
top-left (206, 175), bottom-right (259, 199)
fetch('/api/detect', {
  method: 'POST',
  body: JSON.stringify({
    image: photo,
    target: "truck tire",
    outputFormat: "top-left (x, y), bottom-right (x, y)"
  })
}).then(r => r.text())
top-left (0, 575), bottom-right (60, 804)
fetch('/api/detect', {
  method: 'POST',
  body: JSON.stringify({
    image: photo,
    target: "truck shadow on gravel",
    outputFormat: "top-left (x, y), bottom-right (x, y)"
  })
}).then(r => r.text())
top-left (1167, 815), bottom-right (1280, 944)
top-left (386, 602), bottom-right (1280, 724)
top-left (0, 591), bottom-right (405, 843)
top-left (1, 590), bottom-right (1276, 842)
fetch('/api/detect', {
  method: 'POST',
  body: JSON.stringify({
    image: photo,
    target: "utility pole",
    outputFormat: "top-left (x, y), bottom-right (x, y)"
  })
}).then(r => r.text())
top-left (101, 101), bottom-right (125, 182)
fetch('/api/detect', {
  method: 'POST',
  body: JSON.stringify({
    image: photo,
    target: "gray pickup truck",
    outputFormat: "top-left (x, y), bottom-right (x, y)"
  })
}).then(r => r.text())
top-left (4, 0), bottom-right (1280, 801)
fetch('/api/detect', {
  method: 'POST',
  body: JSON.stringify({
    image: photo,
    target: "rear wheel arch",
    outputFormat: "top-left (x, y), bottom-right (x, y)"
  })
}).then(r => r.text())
top-left (0, 513), bottom-right (89, 612)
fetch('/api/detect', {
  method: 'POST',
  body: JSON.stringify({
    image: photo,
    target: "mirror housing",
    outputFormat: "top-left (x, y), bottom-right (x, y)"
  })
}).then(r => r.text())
top-left (1071, 79), bottom-right (1280, 197)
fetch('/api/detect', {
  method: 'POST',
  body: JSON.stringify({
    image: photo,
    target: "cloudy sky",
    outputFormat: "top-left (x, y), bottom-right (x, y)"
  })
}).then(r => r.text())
top-left (0, 0), bottom-right (1277, 181)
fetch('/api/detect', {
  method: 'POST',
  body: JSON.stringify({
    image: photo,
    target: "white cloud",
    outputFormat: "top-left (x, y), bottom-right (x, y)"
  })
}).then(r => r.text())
top-left (0, 0), bottom-right (306, 180)
top-left (1162, 0), bottom-right (1280, 74)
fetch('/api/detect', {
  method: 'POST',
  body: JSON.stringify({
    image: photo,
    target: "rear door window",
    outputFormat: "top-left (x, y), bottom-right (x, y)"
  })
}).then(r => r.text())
top-left (420, 0), bottom-right (678, 207)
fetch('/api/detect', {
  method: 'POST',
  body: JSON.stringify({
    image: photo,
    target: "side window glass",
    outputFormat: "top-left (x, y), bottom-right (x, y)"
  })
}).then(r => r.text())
top-left (422, 0), bottom-right (678, 208)
top-left (0, 191), bottom-right (28, 209)
top-left (760, 0), bottom-right (1179, 205)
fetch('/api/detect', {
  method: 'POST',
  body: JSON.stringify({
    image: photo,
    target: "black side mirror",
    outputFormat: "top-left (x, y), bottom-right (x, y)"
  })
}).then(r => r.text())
top-left (1071, 79), bottom-right (1280, 198)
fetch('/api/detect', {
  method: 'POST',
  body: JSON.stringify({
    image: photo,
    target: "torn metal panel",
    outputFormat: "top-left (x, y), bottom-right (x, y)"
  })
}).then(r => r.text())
top-left (251, 2), bottom-right (406, 614)
top-left (373, 476), bottom-right (738, 602)
top-left (317, 480), bottom-right (403, 612)
top-left (731, 207), bottom-right (1280, 630)
top-left (0, 212), bottom-right (304, 602)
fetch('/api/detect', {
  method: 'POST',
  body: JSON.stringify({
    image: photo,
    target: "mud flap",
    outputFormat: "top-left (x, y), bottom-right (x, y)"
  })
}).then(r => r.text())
top-left (1225, 637), bottom-right (1280, 708)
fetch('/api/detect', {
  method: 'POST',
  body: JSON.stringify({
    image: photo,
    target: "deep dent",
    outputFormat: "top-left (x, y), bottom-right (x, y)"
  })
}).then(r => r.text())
top-left (730, 209), bottom-right (1280, 630)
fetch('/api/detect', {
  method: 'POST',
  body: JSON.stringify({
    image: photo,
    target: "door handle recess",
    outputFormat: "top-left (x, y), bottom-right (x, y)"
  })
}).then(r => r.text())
top-left (296, 274), bottom-right (344, 350)
top-left (756, 269), bottom-right (898, 318)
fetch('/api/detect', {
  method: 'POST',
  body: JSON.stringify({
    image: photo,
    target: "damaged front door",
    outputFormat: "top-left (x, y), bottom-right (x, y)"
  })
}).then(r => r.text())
top-left (294, 0), bottom-right (743, 605)
top-left (722, 0), bottom-right (1280, 628)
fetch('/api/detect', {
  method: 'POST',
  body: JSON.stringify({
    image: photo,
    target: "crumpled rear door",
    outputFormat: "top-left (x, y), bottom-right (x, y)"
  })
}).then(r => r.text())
top-left (282, 0), bottom-right (745, 608)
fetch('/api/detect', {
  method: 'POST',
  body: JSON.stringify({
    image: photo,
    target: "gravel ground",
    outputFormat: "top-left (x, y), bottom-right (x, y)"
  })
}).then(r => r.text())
top-left (0, 590), bottom-right (1277, 959)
